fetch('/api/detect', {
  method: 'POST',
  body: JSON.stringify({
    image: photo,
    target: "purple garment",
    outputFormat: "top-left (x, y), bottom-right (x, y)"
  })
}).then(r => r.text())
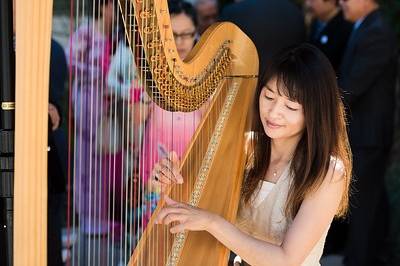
top-left (67, 22), bottom-right (122, 234)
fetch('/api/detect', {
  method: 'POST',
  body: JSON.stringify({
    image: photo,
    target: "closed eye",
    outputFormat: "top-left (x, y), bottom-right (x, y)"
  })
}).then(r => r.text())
top-left (264, 95), bottom-right (273, 100)
top-left (286, 105), bottom-right (299, 111)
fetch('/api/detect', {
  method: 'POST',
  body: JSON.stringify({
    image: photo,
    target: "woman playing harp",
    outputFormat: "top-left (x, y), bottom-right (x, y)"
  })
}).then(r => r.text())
top-left (154, 44), bottom-right (352, 266)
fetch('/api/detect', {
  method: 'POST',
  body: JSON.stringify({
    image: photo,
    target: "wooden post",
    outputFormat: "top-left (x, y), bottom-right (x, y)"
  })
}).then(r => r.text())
top-left (14, 0), bottom-right (53, 264)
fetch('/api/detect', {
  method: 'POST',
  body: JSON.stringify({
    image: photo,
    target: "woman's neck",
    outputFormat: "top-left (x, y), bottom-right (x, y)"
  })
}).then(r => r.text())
top-left (270, 136), bottom-right (300, 164)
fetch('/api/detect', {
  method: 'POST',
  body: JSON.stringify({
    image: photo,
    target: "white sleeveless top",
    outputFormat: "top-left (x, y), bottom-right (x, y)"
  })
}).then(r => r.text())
top-left (236, 163), bottom-right (331, 266)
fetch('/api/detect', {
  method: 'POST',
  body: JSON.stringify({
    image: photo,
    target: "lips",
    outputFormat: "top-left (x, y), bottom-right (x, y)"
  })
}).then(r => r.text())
top-left (266, 120), bottom-right (283, 129)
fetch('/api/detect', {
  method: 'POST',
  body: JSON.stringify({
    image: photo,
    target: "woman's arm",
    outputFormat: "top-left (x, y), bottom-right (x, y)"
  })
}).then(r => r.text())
top-left (157, 160), bottom-right (345, 266)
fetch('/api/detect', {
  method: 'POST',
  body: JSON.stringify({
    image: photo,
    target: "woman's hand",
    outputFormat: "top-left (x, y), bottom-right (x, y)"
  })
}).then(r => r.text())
top-left (156, 195), bottom-right (217, 234)
top-left (151, 151), bottom-right (184, 189)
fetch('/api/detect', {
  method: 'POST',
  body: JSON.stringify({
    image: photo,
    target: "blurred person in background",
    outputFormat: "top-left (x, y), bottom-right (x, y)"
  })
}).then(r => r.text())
top-left (338, 0), bottom-right (398, 265)
top-left (305, 0), bottom-right (353, 72)
top-left (171, 0), bottom-right (199, 59)
top-left (195, 0), bottom-right (219, 34)
top-left (220, 0), bottom-right (306, 75)
top-left (48, 38), bottom-right (68, 266)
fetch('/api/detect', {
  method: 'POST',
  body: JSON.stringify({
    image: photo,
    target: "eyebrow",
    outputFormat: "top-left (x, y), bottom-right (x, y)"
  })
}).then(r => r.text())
top-left (265, 84), bottom-right (282, 96)
top-left (265, 85), bottom-right (275, 93)
top-left (265, 84), bottom-right (296, 101)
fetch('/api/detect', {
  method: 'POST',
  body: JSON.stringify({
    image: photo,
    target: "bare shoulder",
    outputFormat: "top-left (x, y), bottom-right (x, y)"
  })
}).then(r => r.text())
top-left (326, 156), bottom-right (346, 184)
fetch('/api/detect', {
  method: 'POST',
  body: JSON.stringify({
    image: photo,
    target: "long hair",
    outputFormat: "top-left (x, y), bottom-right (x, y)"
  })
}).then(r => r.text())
top-left (242, 43), bottom-right (352, 219)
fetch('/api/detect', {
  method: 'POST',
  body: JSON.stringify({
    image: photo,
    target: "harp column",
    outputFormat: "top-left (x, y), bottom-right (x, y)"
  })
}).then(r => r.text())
top-left (14, 0), bottom-right (53, 265)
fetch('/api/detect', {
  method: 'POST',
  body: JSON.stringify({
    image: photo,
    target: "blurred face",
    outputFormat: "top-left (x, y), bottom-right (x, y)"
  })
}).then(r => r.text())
top-left (259, 78), bottom-right (305, 141)
top-left (305, 0), bottom-right (337, 21)
top-left (171, 13), bottom-right (196, 60)
top-left (196, 1), bottom-right (218, 33)
top-left (340, 0), bottom-right (371, 22)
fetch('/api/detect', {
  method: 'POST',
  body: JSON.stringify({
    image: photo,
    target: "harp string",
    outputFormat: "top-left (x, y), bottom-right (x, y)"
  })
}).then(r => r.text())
top-left (68, 0), bottom-right (215, 264)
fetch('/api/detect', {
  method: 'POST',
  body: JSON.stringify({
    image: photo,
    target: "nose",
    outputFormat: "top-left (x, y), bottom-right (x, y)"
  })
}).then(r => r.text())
top-left (268, 100), bottom-right (283, 119)
top-left (175, 37), bottom-right (184, 45)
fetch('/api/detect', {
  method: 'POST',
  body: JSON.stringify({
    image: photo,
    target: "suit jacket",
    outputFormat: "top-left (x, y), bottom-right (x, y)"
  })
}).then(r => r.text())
top-left (339, 9), bottom-right (398, 149)
top-left (48, 39), bottom-right (67, 194)
top-left (309, 10), bottom-right (353, 72)
top-left (220, 0), bottom-right (306, 74)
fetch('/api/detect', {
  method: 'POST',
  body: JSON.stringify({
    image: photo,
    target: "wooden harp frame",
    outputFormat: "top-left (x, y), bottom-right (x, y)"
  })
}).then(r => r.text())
top-left (14, 0), bottom-right (53, 265)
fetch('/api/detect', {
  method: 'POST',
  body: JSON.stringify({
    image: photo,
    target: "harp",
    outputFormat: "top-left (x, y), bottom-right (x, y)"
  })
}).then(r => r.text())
top-left (11, 0), bottom-right (258, 265)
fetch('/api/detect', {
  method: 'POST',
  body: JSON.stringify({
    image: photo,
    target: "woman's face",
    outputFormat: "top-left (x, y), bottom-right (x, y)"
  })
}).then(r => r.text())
top-left (171, 13), bottom-right (196, 60)
top-left (259, 78), bottom-right (305, 141)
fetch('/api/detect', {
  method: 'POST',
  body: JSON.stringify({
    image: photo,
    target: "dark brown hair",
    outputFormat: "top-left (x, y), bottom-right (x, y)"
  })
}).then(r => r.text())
top-left (242, 43), bottom-right (352, 219)
top-left (168, 0), bottom-right (198, 27)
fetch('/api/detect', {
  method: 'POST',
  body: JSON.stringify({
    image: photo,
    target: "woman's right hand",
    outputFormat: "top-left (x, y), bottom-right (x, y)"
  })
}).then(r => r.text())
top-left (151, 151), bottom-right (184, 189)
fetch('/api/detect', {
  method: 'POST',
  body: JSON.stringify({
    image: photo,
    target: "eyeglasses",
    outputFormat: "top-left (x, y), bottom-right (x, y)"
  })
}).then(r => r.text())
top-left (173, 31), bottom-right (196, 41)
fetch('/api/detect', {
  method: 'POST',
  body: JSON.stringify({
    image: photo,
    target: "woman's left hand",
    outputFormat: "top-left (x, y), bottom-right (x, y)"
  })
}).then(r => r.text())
top-left (156, 195), bottom-right (217, 234)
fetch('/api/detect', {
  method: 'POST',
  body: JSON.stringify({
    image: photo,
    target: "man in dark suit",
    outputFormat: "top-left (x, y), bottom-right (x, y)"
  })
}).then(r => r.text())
top-left (306, 0), bottom-right (353, 72)
top-left (338, 0), bottom-right (398, 265)
top-left (220, 0), bottom-right (306, 75)
top-left (47, 38), bottom-right (68, 266)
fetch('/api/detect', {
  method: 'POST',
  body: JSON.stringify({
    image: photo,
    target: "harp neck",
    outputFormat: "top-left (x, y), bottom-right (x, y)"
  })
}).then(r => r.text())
top-left (119, 0), bottom-right (258, 112)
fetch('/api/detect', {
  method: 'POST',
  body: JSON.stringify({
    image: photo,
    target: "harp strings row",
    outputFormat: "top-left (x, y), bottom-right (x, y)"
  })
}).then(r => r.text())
top-left (68, 0), bottom-right (230, 265)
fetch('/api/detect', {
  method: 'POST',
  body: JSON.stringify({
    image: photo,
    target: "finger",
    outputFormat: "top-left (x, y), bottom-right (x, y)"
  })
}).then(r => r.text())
top-left (157, 171), bottom-right (172, 184)
top-left (156, 207), bottom-right (182, 223)
top-left (166, 152), bottom-right (183, 184)
top-left (160, 158), bottom-right (183, 184)
top-left (160, 158), bottom-right (173, 173)
top-left (170, 223), bottom-right (187, 234)
top-left (168, 151), bottom-right (180, 168)
top-left (163, 195), bottom-right (188, 209)
top-left (153, 164), bottom-right (171, 184)
top-left (170, 167), bottom-right (184, 184)
top-left (158, 161), bottom-right (178, 184)
top-left (163, 213), bottom-right (186, 225)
